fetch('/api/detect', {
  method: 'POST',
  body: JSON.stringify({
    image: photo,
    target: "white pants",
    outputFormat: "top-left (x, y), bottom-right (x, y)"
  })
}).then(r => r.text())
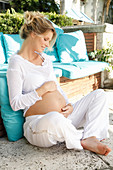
top-left (24, 89), bottom-right (109, 150)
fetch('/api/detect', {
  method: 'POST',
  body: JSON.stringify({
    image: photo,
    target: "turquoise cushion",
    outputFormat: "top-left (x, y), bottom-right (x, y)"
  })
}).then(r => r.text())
top-left (48, 20), bottom-right (64, 37)
top-left (2, 34), bottom-right (23, 63)
top-left (1, 105), bottom-right (24, 141)
top-left (0, 71), bottom-right (24, 141)
top-left (53, 67), bottom-right (62, 77)
top-left (52, 23), bottom-right (64, 37)
top-left (44, 43), bottom-right (59, 62)
top-left (0, 32), bottom-right (6, 64)
top-left (53, 61), bottom-right (108, 79)
top-left (44, 20), bottom-right (63, 62)
top-left (56, 30), bottom-right (89, 63)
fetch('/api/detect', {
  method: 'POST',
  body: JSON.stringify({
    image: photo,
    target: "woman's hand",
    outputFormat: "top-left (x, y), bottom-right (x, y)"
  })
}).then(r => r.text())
top-left (36, 81), bottom-right (57, 97)
top-left (61, 103), bottom-right (73, 118)
top-left (43, 81), bottom-right (57, 92)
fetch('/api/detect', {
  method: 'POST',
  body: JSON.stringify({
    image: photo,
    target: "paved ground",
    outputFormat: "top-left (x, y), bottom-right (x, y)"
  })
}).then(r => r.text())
top-left (0, 89), bottom-right (113, 170)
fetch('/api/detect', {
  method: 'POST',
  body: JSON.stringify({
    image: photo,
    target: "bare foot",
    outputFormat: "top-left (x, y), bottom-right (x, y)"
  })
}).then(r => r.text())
top-left (81, 136), bottom-right (111, 156)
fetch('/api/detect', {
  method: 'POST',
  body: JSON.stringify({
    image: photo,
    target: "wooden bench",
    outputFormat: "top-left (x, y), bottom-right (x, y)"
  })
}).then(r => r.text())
top-left (57, 72), bottom-right (101, 100)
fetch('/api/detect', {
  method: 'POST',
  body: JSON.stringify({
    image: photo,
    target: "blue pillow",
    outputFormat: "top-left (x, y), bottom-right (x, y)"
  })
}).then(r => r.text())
top-left (51, 22), bottom-right (64, 37)
top-left (43, 20), bottom-right (63, 62)
top-left (0, 32), bottom-right (6, 64)
top-left (46, 19), bottom-right (64, 37)
top-left (0, 73), bottom-right (24, 141)
top-left (1, 105), bottom-right (24, 141)
top-left (2, 34), bottom-right (23, 63)
top-left (44, 43), bottom-right (59, 62)
top-left (56, 30), bottom-right (89, 63)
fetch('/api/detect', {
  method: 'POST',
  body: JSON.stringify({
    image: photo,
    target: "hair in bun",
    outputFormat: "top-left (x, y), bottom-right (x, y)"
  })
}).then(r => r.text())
top-left (24, 11), bottom-right (44, 25)
top-left (20, 11), bottom-right (56, 48)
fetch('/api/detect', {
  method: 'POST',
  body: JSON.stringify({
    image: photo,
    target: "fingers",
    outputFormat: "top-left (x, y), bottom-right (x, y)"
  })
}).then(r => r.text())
top-left (61, 106), bottom-right (69, 112)
top-left (62, 104), bottom-right (73, 112)
top-left (61, 105), bottom-right (72, 118)
top-left (61, 111), bottom-right (70, 118)
top-left (62, 103), bottom-right (71, 111)
top-left (61, 104), bottom-right (73, 118)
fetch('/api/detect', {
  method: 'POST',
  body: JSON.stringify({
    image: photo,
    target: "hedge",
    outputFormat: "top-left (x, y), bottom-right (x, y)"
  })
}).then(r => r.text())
top-left (43, 12), bottom-right (73, 27)
top-left (0, 9), bottom-right (24, 34)
top-left (0, 9), bottom-right (73, 34)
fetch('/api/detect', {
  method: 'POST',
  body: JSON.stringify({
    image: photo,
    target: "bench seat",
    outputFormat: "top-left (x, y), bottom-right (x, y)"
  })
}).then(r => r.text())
top-left (53, 61), bottom-right (108, 79)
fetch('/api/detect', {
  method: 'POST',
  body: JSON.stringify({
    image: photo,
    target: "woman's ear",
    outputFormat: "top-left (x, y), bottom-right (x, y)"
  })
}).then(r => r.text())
top-left (30, 32), bottom-right (36, 39)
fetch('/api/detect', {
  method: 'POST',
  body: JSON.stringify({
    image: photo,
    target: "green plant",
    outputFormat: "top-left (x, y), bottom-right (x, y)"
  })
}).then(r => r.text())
top-left (10, 0), bottom-right (59, 14)
top-left (88, 42), bottom-right (113, 62)
top-left (105, 64), bottom-right (113, 72)
top-left (0, 9), bottom-right (24, 34)
top-left (43, 12), bottom-right (73, 27)
top-left (0, 9), bottom-right (73, 34)
top-left (10, 0), bottom-right (39, 13)
top-left (37, 0), bottom-right (60, 13)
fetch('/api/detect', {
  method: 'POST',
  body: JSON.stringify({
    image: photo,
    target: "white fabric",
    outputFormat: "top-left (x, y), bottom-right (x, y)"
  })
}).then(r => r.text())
top-left (24, 89), bottom-right (109, 150)
top-left (7, 53), bottom-right (69, 116)
top-left (24, 112), bottom-right (83, 150)
top-left (7, 53), bottom-right (109, 150)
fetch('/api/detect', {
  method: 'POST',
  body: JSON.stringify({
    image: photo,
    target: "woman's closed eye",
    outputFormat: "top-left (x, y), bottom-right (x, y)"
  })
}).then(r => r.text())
top-left (44, 38), bottom-right (49, 41)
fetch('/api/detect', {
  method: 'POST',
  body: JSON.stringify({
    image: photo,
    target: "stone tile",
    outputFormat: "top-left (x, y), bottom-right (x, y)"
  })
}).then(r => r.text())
top-left (0, 137), bottom-right (111, 170)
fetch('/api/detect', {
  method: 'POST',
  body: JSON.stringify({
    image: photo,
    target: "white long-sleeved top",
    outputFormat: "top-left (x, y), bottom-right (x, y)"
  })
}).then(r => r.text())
top-left (7, 53), bottom-right (69, 116)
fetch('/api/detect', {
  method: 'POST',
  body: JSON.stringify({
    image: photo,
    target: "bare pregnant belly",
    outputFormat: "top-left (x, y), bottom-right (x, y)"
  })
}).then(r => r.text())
top-left (25, 90), bottom-right (66, 117)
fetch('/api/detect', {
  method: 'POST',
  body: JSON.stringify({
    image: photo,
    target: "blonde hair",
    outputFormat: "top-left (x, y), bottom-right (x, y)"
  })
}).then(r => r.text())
top-left (20, 11), bottom-right (57, 49)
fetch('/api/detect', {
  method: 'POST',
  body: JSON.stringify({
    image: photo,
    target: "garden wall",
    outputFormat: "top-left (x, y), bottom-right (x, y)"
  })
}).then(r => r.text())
top-left (62, 23), bottom-right (113, 52)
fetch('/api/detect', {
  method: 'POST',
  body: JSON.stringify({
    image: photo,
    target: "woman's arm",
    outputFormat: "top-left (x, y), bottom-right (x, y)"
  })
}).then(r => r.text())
top-left (36, 81), bottom-right (57, 97)
top-left (7, 69), bottom-right (57, 111)
top-left (7, 68), bottom-right (42, 111)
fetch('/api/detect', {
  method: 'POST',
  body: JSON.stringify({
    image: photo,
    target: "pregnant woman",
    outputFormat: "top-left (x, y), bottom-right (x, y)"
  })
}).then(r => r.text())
top-left (7, 11), bottom-right (111, 156)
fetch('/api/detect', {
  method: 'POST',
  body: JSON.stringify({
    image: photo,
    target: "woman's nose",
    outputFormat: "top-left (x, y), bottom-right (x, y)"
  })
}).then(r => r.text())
top-left (45, 41), bottom-right (49, 47)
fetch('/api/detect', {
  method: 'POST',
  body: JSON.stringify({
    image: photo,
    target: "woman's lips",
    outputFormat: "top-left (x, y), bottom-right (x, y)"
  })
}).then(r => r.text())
top-left (42, 46), bottom-right (45, 50)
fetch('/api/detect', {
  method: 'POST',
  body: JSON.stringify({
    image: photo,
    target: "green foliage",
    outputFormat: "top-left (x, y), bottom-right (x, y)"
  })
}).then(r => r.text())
top-left (9, 0), bottom-right (59, 14)
top-left (10, 0), bottom-right (39, 13)
top-left (0, 9), bottom-right (24, 34)
top-left (0, 9), bottom-right (73, 34)
top-left (105, 64), bottom-right (113, 72)
top-left (88, 42), bottom-right (113, 63)
top-left (44, 12), bottom-right (73, 27)
top-left (37, 0), bottom-right (59, 13)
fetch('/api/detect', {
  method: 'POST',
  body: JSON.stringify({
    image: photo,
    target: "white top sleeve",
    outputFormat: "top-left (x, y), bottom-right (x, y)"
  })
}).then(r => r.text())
top-left (7, 60), bottom-right (42, 111)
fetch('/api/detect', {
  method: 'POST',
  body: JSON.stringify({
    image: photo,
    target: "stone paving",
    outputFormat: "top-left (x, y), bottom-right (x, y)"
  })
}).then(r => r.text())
top-left (0, 89), bottom-right (113, 170)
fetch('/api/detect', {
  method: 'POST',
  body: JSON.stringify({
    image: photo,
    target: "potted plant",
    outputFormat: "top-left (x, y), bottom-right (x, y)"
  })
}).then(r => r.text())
top-left (88, 43), bottom-right (113, 80)
top-left (105, 64), bottom-right (113, 79)
top-left (88, 42), bottom-right (113, 62)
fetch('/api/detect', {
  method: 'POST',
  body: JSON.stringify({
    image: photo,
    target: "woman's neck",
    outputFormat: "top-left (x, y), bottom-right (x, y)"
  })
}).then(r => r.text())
top-left (18, 39), bottom-right (43, 66)
top-left (18, 39), bottom-right (37, 61)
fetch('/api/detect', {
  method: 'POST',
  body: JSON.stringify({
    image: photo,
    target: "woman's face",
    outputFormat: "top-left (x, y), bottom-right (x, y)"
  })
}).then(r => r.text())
top-left (32, 30), bottom-right (54, 53)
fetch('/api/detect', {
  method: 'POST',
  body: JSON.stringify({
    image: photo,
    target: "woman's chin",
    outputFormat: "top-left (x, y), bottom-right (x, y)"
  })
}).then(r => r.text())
top-left (36, 49), bottom-right (43, 53)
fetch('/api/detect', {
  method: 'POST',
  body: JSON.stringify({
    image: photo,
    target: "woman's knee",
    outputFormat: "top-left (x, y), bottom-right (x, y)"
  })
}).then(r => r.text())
top-left (93, 89), bottom-right (108, 106)
top-left (96, 89), bottom-right (107, 99)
